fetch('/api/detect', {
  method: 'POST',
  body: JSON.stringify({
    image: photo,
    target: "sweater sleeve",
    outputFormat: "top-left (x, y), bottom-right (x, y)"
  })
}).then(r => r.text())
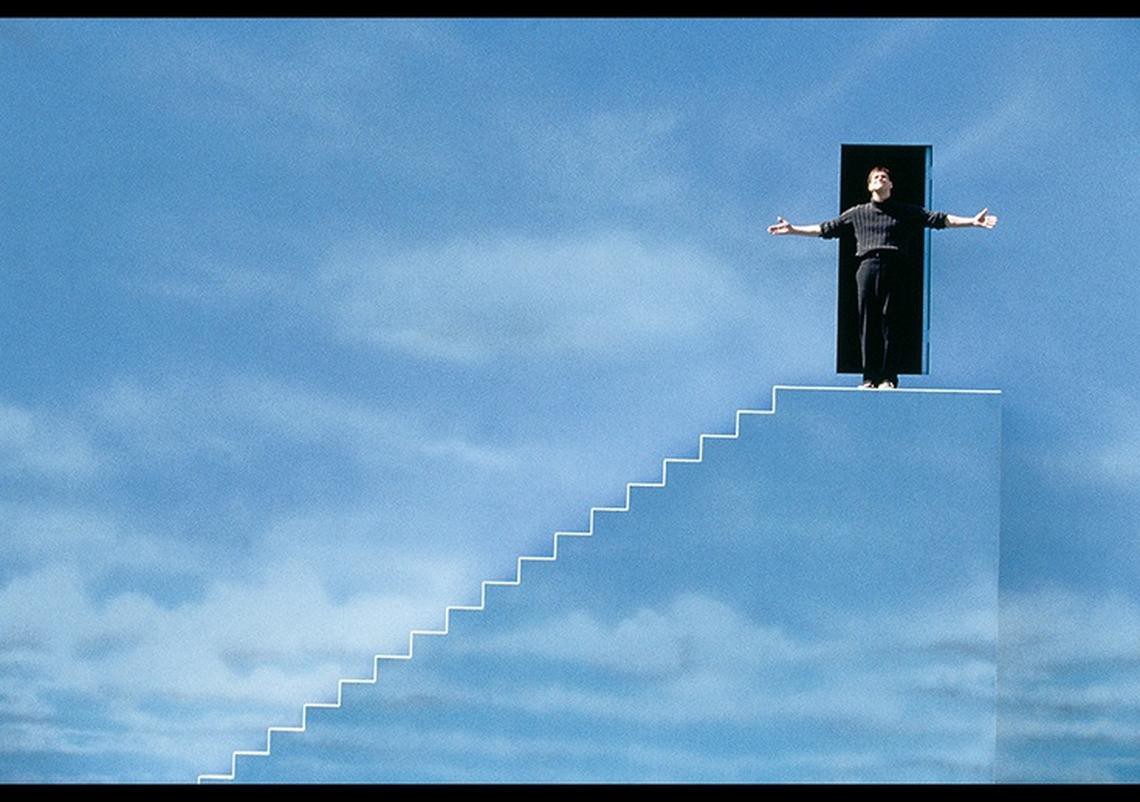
top-left (922, 208), bottom-right (948, 229)
top-left (819, 207), bottom-right (855, 239)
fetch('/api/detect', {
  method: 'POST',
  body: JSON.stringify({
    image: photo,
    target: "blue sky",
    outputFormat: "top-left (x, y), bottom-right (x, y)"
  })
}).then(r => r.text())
top-left (231, 390), bottom-right (1003, 783)
top-left (1, 19), bottom-right (1138, 782)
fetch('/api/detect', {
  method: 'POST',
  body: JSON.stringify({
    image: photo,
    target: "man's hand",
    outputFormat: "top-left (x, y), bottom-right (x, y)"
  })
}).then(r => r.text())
top-left (973, 208), bottom-right (998, 229)
top-left (768, 216), bottom-right (793, 235)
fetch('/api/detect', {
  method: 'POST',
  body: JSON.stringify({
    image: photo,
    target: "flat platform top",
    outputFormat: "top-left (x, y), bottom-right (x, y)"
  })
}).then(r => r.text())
top-left (774, 385), bottom-right (1001, 395)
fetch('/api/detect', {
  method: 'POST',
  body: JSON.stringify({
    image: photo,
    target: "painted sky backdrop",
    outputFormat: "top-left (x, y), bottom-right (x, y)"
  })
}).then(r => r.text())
top-left (1, 19), bottom-right (1138, 782)
top-left (231, 390), bottom-right (1004, 783)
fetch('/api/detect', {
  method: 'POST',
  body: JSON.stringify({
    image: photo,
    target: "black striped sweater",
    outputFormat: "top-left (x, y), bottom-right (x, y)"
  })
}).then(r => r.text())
top-left (819, 198), bottom-right (947, 258)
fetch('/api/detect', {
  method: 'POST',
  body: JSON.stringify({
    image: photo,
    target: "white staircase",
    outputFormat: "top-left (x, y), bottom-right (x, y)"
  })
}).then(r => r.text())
top-left (199, 385), bottom-right (1002, 784)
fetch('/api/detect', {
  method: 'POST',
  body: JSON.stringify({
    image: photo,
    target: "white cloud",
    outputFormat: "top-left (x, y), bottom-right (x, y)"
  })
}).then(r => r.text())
top-left (458, 590), bottom-right (998, 733)
top-left (0, 687), bottom-right (52, 723)
top-left (308, 720), bottom-right (990, 782)
top-left (316, 231), bottom-right (759, 364)
top-left (0, 382), bottom-right (508, 775)
top-left (2, 505), bottom-right (113, 567)
top-left (0, 555), bottom-right (473, 777)
top-left (997, 587), bottom-right (1140, 780)
top-left (0, 401), bottom-right (99, 481)
top-left (1001, 587), bottom-right (1140, 669)
top-left (480, 593), bottom-right (810, 679)
top-left (91, 373), bottom-right (520, 473)
top-left (0, 546), bottom-right (472, 699)
top-left (1094, 439), bottom-right (1140, 484)
top-left (0, 503), bottom-right (199, 579)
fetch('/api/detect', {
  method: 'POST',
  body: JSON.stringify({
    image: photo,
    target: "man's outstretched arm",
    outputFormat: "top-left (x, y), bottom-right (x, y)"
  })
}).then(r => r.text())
top-left (944, 208), bottom-right (998, 229)
top-left (767, 217), bottom-right (822, 236)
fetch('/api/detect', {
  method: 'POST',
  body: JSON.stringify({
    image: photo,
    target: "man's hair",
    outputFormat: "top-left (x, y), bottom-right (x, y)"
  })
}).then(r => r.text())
top-left (867, 165), bottom-right (892, 184)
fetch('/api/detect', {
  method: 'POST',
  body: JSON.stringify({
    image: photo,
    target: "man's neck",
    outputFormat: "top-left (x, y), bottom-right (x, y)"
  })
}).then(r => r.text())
top-left (871, 190), bottom-right (892, 203)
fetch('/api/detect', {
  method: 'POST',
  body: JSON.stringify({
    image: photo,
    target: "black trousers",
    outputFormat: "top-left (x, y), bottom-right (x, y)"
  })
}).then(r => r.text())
top-left (855, 251), bottom-right (902, 385)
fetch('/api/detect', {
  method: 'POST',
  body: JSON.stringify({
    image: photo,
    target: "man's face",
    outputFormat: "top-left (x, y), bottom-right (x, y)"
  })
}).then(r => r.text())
top-left (867, 170), bottom-right (893, 194)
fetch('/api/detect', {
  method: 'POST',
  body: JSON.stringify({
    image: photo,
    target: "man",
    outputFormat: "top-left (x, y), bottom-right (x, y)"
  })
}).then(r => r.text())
top-left (768, 166), bottom-right (997, 388)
